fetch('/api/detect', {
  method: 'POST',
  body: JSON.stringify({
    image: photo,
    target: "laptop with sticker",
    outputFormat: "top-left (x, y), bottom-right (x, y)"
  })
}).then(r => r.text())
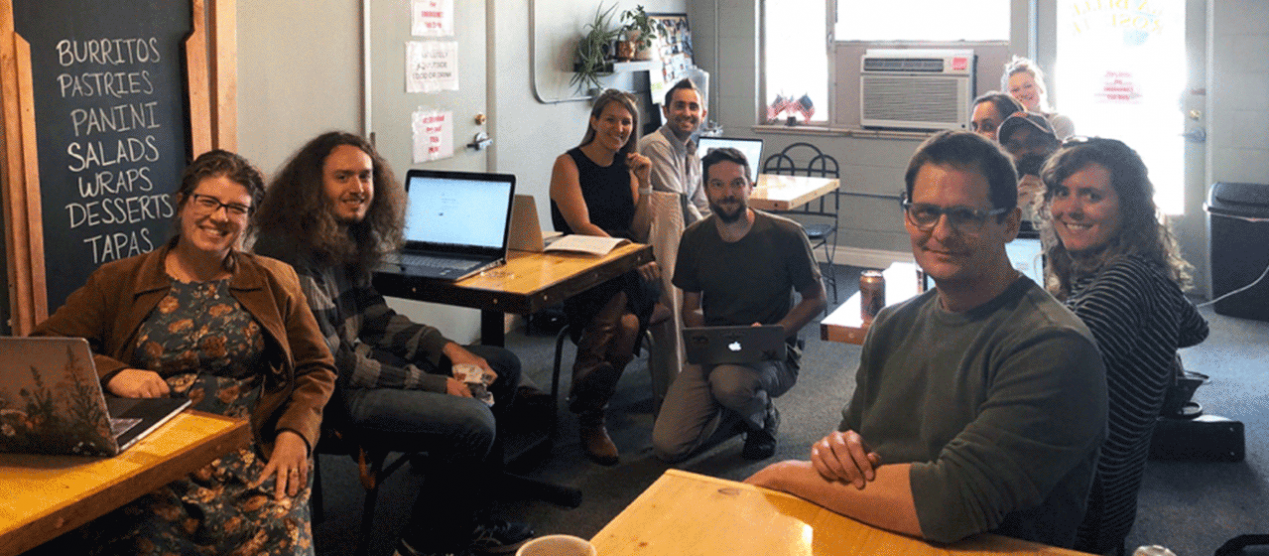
top-left (0, 337), bottom-right (190, 457)
top-left (681, 325), bottom-right (787, 366)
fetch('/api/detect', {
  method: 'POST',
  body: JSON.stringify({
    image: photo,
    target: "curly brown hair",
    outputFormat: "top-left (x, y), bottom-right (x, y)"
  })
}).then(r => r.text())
top-left (253, 132), bottom-right (405, 269)
top-left (1039, 137), bottom-right (1192, 299)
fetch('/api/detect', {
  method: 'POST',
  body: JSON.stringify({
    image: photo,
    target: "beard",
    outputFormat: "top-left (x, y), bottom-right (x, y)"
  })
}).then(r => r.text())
top-left (1014, 153), bottom-right (1049, 177)
top-left (710, 199), bottom-right (747, 223)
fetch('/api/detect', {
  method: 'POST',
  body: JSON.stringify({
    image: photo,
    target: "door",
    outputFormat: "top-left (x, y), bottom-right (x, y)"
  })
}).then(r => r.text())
top-left (1050, 0), bottom-right (1209, 292)
top-left (368, 0), bottom-right (491, 342)
top-left (369, 0), bottom-right (489, 173)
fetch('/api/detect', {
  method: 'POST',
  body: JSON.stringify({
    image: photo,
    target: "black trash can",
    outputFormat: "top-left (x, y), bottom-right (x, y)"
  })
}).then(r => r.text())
top-left (1206, 182), bottom-right (1269, 322)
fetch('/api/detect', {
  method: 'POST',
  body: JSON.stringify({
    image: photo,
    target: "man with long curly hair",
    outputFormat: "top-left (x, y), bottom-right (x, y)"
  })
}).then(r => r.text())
top-left (253, 131), bottom-right (534, 556)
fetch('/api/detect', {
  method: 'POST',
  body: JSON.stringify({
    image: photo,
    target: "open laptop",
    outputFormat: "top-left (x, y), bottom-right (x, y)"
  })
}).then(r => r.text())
top-left (385, 169), bottom-right (517, 280)
top-left (696, 136), bottom-right (764, 182)
top-left (0, 337), bottom-right (190, 457)
top-left (682, 325), bottom-right (787, 366)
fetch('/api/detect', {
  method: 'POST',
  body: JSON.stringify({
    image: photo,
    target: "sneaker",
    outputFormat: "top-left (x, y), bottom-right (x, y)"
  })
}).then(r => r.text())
top-left (469, 519), bottom-right (535, 554)
top-left (741, 402), bottom-right (780, 460)
top-left (393, 538), bottom-right (470, 556)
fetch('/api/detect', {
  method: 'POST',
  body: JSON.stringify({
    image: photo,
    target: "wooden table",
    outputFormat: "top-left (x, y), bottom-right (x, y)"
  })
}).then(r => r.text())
top-left (593, 469), bottom-right (1091, 556)
top-left (374, 243), bottom-right (655, 346)
top-left (0, 411), bottom-right (250, 556)
top-left (821, 261), bottom-right (922, 345)
top-left (750, 174), bottom-right (840, 212)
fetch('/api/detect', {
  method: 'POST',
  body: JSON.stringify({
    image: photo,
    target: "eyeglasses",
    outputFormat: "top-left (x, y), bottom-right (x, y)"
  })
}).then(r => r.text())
top-left (902, 200), bottom-right (1008, 232)
top-left (189, 193), bottom-right (250, 217)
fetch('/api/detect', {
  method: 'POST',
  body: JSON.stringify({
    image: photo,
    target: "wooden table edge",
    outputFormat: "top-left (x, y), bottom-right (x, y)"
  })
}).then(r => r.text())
top-left (373, 243), bottom-right (655, 315)
top-left (0, 411), bottom-right (250, 556)
top-left (592, 469), bottom-right (1094, 556)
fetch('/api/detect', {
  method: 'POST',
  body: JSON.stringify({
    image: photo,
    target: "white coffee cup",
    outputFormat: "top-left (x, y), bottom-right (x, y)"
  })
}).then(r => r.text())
top-left (515, 534), bottom-right (597, 556)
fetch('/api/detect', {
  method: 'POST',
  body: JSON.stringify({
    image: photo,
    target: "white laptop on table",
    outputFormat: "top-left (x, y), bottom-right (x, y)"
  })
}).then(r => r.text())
top-left (383, 169), bottom-right (517, 280)
top-left (0, 337), bottom-right (190, 457)
top-left (696, 136), bottom-right (764, 182)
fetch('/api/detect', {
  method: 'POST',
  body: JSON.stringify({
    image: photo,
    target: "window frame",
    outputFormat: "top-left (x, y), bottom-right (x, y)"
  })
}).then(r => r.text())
top-left (759, 0), bottom-right (1023, 131)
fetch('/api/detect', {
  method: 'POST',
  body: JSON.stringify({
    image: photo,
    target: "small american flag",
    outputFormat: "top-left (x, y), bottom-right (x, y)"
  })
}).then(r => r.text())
top-left (796, 94), bottom-right (815, 123)
top-left (767, 94), bottom-right (788, 122)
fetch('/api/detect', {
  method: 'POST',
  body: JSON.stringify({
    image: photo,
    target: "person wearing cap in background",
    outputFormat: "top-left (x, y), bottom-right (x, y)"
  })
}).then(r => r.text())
top-left (998, 112), bottom-right (1061, 232)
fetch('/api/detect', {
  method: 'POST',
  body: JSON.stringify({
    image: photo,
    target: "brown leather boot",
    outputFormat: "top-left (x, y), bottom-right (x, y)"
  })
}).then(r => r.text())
top-left (578, 409), bottom-right (619, 465)
top-left (568, 293), bottom-right (629, 414)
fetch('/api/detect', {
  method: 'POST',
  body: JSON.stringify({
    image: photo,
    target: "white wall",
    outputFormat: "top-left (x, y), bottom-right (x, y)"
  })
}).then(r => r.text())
top-left (236, 0), bottom-right (363, 176)
top-left (1208, 2), bottom-right (1269, 186)
top-left (490, 0), bottom-right (686, 226)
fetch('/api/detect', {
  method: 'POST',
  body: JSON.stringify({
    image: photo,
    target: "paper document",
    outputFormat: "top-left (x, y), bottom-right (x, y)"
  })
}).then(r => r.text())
top-left (544, 235), bottom-right (631, 256)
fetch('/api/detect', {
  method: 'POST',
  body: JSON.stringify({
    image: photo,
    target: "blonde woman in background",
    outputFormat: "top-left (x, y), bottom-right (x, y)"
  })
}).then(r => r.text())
top-left (1003, 56), bottom-right (1076, 139)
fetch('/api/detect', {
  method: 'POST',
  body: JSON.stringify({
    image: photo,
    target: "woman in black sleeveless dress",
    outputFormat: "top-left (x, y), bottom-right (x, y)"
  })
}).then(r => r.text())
top-left (549, 89), bottom-right (660, 465)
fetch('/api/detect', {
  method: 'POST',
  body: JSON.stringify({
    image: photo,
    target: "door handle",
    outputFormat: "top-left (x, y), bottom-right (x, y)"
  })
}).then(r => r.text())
top-left (467, 132), bottom-right (492, 150)
top-left (1181, 127), bottom-right (1206, 143)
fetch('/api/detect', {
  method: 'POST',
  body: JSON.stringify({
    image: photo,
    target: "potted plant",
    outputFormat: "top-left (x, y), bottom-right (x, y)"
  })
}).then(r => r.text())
top-left (619, 5), bottom-right (664, 61)
top-left (572, 3), bottom-right (622, 95)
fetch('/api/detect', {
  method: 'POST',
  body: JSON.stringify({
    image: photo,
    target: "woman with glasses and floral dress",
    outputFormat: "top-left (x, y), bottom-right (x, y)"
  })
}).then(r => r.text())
top-left (1039, 137), bottom-right (1208, 556)
top-left (33, 150), bottom-right (336, 555)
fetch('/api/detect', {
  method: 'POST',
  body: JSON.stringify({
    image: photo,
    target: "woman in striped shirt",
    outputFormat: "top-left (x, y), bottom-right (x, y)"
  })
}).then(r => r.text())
top-left (1039, 137), bottom-right (1209, 556)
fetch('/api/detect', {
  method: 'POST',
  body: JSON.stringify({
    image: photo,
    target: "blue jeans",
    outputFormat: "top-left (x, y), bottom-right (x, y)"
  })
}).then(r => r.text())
top-left (341, 344), bottom-right (521, 551)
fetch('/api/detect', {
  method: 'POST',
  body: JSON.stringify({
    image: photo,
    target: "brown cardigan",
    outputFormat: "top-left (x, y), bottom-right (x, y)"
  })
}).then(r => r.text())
top-left (32, 245), bottom-right (337, 456)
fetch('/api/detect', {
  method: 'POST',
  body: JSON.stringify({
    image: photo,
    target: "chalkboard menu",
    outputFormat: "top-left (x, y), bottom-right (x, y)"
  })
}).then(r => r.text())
top-left (12, 0), bottom-right (192, 311)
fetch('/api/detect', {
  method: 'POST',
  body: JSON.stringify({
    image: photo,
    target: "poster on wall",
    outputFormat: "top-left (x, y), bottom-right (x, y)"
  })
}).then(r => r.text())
top-left (412, 108), bottom-right (454, 162)
top-left (406, 41), bottom-right (459, 93)
top-left (411, 0), bottom-right (453, 37)
top-left (648, 13), bottom-right (693, 104)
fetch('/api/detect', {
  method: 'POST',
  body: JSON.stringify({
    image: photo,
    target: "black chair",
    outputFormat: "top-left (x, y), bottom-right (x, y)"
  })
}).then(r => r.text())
top-left (311, 398), bottom-right (413, 556)
top-left (762, 142), bottom-right (842, 304)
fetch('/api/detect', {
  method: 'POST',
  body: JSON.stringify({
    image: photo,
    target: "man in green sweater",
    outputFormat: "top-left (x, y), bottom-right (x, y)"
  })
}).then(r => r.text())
top-left (747, 131), bottom-right (1107, 549)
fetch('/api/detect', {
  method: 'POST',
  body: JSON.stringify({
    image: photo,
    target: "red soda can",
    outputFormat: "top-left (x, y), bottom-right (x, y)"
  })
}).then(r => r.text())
top-left (860, 270), bottom-right (886, 322)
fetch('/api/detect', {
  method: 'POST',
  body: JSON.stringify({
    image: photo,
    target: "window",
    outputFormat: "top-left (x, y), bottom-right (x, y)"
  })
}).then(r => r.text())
top-left (835, 0), bottom-right (1010, 42)
top-left (762, 0), bottom-right (1011, 126)
top-left (763, 0), bottom-right (829, 125)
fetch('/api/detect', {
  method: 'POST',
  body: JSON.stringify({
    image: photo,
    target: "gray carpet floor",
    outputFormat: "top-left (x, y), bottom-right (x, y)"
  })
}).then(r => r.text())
top-left (313, 265), bottom-right (1269, 556)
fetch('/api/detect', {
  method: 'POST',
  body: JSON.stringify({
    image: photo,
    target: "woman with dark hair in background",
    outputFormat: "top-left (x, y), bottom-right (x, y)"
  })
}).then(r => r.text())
top-left (33, 150), bottom-right (337, 555)
top-left (1003, 56), bottom-right (1076, 139)
top-left (1039, 137), bottom-right (1208, 555)
top-left (549, 89), bottom-right (660, 465)
top-left (970, 91), bottom-right (1026, 142)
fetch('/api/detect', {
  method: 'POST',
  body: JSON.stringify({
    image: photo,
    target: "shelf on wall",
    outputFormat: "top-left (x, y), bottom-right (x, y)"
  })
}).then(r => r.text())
top-left (574, 60), bottom-right (659, 74)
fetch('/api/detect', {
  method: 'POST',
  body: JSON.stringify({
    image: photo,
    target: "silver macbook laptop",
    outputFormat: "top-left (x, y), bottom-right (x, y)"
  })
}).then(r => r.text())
top-left (682, 325), bottom-right (787, 366)
top-left (696, 136), bottom-right (764, 182)
top-left (0, 337), bottom-right (190, 457)
top-left (385, 169), bottom-right (517, 280)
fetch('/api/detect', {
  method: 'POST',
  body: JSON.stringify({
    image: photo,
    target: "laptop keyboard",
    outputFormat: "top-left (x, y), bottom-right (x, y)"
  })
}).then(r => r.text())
top-left (400, 253), bottom-right (474, 269)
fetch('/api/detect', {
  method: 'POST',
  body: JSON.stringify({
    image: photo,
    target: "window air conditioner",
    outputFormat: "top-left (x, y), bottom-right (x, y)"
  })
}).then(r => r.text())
top-left (860, 49), bottom-right (975, 131)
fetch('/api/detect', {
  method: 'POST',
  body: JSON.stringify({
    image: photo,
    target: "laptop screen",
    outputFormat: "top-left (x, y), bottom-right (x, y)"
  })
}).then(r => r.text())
top-left (696, 137), bottom-right (763, 182)
top-left (403, 170), bottom-right (516, 250)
